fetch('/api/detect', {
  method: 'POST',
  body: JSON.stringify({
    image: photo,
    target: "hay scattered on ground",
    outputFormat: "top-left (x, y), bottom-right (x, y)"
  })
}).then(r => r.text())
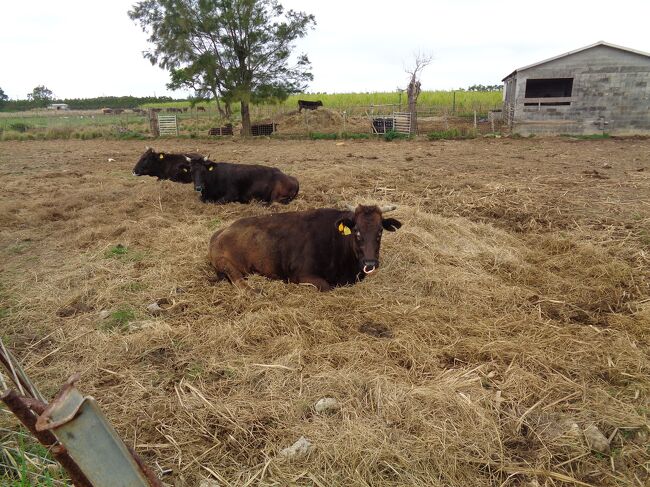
top-left (0, 138), bottom-right (649, 486)
top-left (274, 108), bottom-right (371, 135)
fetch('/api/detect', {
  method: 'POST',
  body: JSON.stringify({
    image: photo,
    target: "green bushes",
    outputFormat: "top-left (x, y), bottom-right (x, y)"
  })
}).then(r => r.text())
top-left (8, 122), bottom-right (31, 132)
top-left (383, 130), bottom-right (410, 141)
top-left (427, 128), bottom-right (476, 140)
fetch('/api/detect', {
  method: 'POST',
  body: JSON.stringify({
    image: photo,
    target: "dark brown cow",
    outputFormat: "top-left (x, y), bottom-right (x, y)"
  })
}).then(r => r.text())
top-left (132, 147), bottom-right (196, 183)
top-left (298, 100), bottom-right (323, 112)
top-left (189, 157), bottom-right (299, 205)
top-left (208, 205), bottom-right (402, 291)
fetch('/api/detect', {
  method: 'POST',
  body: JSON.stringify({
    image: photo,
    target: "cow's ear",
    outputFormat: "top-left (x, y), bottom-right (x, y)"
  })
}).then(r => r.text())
top-left (335, 218), bottom-right (354, 236)
top-left (382, 218), bottom-right (402, 232)
top-left (159, 152), bottom-right (165, 160)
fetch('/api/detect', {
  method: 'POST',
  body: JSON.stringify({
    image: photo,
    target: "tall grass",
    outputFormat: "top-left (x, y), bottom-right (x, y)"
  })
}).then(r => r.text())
top-left (141, 90), bottom-right (503, 115)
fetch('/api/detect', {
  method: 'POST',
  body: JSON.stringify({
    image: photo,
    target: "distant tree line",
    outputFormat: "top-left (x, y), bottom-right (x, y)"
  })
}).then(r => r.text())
top-left (0, 92), bottom-right (180, 112)
top-left (461, 84), bottom-right (503, 92)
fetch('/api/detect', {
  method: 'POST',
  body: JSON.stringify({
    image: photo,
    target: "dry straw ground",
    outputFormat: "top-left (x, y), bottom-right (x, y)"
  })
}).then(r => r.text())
top-left (0, 137), bottom-right (649, 486)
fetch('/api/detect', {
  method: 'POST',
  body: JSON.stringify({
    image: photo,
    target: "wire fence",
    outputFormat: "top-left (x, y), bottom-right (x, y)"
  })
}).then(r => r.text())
top-left (0, 103), bottom-right (506, 140)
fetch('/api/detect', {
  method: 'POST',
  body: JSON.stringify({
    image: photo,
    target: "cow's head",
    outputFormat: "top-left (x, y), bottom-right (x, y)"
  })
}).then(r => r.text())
top-left (132, 146), bottom-right (161, 176)
top-left (189, 157), bottom-right (216, 193)
top-left (336, 205), bottom-right (402, 274)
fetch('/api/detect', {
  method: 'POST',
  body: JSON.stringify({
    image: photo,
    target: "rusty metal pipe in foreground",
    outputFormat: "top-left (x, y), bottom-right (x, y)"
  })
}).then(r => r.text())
top-left (34, 374), bottom-right (162, 487)
top-left (1, 389), bottom-right (92, 487)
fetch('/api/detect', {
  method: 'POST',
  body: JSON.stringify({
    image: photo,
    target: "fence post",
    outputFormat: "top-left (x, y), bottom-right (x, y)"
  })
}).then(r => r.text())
top-left (473, 110), bottom-right (477, 129)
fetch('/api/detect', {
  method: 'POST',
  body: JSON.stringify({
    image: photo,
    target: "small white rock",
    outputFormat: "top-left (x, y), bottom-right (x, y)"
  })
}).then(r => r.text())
top-left (199, 480), bottom-right (219, 487)
top-left (314, 397), bottom-right (339, 414)
top-left (108, 158), bottom-right (116, 162)
top-left (584, 423), bottom-right (610, 454)
top-left (98, 310), bottom-right (111, 320)
top-left (147, 302), bottom-right (163, 316)
top-left (279, 436), bottom-right (312, 459)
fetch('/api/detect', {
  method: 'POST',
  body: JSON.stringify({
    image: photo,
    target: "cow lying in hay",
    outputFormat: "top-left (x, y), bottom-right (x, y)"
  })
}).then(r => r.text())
top-left (188, 157), bottom-right (299, 205)
top-left (208, 205), bottom-right (402, 291)
top-left (132, 147), bottom-right (198, 183)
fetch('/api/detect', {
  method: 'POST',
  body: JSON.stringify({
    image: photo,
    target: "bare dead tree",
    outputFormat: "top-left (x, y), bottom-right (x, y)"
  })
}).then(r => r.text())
top-left (405, 52), bottom-right (433, 134)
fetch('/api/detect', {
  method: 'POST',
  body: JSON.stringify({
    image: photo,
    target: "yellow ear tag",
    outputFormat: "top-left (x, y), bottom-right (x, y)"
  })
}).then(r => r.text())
top-left (338, 223), bottom-right (351, 235)
top-left (159, 154), bottom-right (164, 159)
top-left (208, 166), bottom-right (214, 171)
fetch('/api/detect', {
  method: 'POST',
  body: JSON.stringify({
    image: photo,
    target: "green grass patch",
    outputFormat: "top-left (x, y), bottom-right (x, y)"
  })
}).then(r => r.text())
top-left (104, 244), bottom-right (145, 262)
top-left (0, 308), bottom-right (9, 319)
top-left (383, 130), bottom-right (411, 141)
top-left (427, 128), bottom-right (477, 140)
top-left (8, 122), bottom-right (31, 133)
top-left (309, 132), bottom-right (338, 140)
top-left (0, 431), bottom-right (67, 486)
top-left (104, 308), bottom-right (136, 330)
top-left (207, 218), bottom-right (222, 230)
top-left (6, 243), bottom-right (30, 254)
top-left (342, 132), bottom-right (371, 139)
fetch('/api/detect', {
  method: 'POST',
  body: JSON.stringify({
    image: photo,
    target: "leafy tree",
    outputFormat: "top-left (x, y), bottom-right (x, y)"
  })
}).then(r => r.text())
top-left (0, 87), bottom-right (7, 108)
top-left (129, 0), bottom-right (315, 135)
top-left (27, 85), bottom-right (55, 106)
top-left (467, 84), bottom-right (503, 92)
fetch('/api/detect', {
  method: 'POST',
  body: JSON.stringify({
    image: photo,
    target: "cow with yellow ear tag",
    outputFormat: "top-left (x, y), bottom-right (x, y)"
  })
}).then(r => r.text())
top-left (132, 147), bottom-right (198, 183)
top-left (189, 156), bottom-right (299, 205)
top-left (208, 204), bottom-right (402, 291)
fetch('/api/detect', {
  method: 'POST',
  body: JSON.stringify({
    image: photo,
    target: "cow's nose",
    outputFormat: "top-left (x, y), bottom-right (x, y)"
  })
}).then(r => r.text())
top-left (195, 186), bottom-right (203, 192)
top-left (363, 260), bottom-right (378, 274)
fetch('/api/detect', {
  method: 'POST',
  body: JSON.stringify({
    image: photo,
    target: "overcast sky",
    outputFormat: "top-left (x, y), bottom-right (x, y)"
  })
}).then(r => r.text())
top-left (2, 0), bottom-right (650, 100)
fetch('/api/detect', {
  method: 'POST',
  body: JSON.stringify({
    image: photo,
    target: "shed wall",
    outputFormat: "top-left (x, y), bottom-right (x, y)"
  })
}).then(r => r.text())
top-left (509, 45), bottom-right (650, 135)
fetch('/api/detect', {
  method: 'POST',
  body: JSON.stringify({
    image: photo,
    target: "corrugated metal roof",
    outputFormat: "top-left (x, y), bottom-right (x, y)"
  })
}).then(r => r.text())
top-left (502, 41), bottom-right (650, 81)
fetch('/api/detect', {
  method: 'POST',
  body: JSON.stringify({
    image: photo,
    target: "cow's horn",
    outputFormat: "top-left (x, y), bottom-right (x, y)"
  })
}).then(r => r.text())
top-left (185, 156), bottom-right (192, 162)
top-left (345, 204), bottom-right (356, 212)
top-left (145, 145), bottom-right (151, 151)
top-left (379, 205), bottom-right (397, 213)
top-left (203, 156), bottom-right (208, 162)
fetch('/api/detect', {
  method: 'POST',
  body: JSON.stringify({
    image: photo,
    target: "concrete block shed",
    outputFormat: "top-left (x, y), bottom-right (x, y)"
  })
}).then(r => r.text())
top-left (502, 41), bottom-right (650, 135)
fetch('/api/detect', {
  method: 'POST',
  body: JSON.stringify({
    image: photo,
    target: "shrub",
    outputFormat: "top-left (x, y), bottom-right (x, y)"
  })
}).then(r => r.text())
top-left (8, 122), bottom-right (31, 133)
top-left (427, 128), bottom-right (476, 140)
top-left (383, 130), bottom-right (410, 141)
top-left (309, 132), bottom-right (338, 140)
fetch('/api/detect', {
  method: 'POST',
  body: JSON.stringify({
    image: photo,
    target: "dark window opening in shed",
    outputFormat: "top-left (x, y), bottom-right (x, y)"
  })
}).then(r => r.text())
top-left (525, 78), bottom-right (573, 98)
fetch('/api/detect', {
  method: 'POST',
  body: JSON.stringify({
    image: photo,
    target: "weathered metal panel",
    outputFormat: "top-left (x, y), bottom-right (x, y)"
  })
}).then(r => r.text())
top-left (36, 385), bottom-right (152, 487)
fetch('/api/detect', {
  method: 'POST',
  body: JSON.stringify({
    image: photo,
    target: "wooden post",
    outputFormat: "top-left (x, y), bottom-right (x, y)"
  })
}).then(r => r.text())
top-left (473, 110), bottom-right (477, 129)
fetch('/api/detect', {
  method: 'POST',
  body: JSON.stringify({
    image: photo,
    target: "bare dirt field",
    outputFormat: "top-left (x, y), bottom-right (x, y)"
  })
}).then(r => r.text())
top-left (1, 137), bottom-right (649, 486)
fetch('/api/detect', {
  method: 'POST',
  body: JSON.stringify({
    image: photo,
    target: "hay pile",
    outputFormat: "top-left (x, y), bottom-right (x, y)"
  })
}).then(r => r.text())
top-left (275, 108), bottom-right (371, 135)
top-left (0, 138), bottom-right (648, 486)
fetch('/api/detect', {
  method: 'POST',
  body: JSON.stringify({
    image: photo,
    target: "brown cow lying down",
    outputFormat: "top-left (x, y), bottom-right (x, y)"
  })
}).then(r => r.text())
top-left (208, 205), bottom-right (402, 291)
top-left (189, 157), bottom-right (299, 205)
top-left (132, 147), bottom-right (200, 183)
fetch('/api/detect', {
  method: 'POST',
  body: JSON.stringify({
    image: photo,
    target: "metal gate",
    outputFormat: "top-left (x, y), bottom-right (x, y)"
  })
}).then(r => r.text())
top-left (392, 112), bottom-right (412, 134)
top-left (157, 115), bottom-right (178, 136)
